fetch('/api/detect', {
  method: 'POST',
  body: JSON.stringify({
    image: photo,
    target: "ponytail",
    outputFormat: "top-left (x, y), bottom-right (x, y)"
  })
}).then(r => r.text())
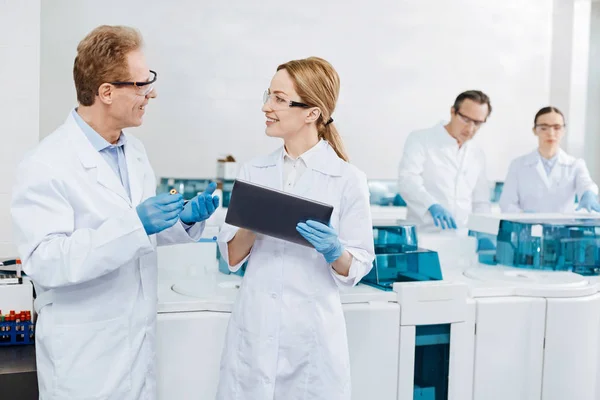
top-left (318, 119), bottom-right (349, 162)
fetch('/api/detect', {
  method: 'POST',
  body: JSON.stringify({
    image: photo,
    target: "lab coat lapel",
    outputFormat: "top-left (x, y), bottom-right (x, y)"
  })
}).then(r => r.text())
top-left (547, 150), bottom-right (573, 188)
top-left (67, 116), bottom-right (131, 206)
top-left (272, 157), bottom-right (284, 192)
top-left (292, 142), bottom-right (342, 198)
top-left (437, 125), bottom-right (461, 170)
top-left (251, 148), bottom-right (284, 191)
top-left (290, 168), bottom-right (315, 198)
top-left (535, 161), bottom-right (552, 189)
top-left (124, 135), bottom-right (147, 206)
top-left (547, 162), bottom-right (562, 188)
top-left (456, 143), bottom-right (471, 176)
top-left (442, 146), bottom-right (460, 170)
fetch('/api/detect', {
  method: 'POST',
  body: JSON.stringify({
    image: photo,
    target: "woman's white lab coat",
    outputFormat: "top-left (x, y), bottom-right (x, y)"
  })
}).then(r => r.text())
top-left (499, 149), bottom-right (598, 213)
top-left (11, 113), bottom-right (205, 400)
top-left (216, 141), bottom-right (375, 400)
top-left (397, 122), bottom-right (491, 232)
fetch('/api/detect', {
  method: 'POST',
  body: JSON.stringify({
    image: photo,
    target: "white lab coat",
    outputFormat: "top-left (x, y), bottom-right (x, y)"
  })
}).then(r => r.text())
top-left (397, 122), bottom-right (490, 232)
top-left (216, 141), bottom-right (375, 400)
top-left (499, 149), bottom-right (598, 213)
top-left (11, 113), bottom-right (205, 400)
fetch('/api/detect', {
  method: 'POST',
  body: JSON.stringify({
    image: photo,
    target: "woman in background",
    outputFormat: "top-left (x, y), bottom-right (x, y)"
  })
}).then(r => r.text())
top-left (499, 106), bottom-right (600, 213)
top-left (216, 57), bottom-right (375, 400)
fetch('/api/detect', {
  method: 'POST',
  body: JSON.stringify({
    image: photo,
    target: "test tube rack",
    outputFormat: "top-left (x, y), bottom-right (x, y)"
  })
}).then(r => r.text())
top-left (0, 310), bottom-right (34, 346)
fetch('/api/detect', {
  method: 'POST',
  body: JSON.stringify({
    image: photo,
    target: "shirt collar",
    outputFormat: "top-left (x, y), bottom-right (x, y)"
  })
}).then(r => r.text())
top-left (538, 151), bottom-right (558, 165)
top-left (282, 139), bottom-right (325, 167)
top-left (72, 108), bottom-right (127, 151)
top-left (525, 148), bottom-right (575, 166)
top-left (435, 121), bottom-right (470, 148)
top-left (253, 139), bottom-right (342, 176)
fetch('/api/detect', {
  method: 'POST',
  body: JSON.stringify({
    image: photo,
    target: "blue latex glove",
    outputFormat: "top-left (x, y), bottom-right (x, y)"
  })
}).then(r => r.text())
top-left (296, 220), bottom-right (344, 264)
top-left (180, 182), bottom-right (220, 224)
top-left (576, 190), bottom-right (600, 212)
top-left (136, 193), bottom-right (184, 235)
top-left (428, 204), bottom-right (457, 229)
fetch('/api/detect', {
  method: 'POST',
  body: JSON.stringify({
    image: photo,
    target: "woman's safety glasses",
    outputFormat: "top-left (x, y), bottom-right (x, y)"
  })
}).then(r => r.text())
top-left (263, 90), bottom-right (310, 110)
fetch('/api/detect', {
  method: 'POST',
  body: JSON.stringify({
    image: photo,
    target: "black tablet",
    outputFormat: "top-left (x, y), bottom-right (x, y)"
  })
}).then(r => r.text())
top-left (225, 179), bottom-right (334, 247)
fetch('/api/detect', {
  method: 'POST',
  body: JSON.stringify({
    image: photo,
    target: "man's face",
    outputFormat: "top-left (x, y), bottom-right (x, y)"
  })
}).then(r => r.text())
top-left (109, 50), bottom-right (157, 129)
top-left (448, 99), bottom-right (489, 145)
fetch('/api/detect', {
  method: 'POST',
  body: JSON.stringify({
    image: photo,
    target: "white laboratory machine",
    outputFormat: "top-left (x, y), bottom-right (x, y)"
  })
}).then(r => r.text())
top-left (456, 213), bottom-right (600, 400)
top-left (412, 213), bottom-right (600, 400)
top-left (372, 213), bottom-right (600, 400)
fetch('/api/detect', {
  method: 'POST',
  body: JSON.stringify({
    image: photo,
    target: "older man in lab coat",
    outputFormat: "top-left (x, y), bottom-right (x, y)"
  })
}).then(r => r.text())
top-left (398, 90), bottom-right (492, 233)
top-left (11, 26), bottom-right (218, 400)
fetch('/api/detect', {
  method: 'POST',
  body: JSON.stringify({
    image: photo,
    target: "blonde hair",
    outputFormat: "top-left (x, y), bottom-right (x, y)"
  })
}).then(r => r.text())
top-left (73, 25), bottom-right (143, 106)
top-left (277, 57), bottom-right (349, 162)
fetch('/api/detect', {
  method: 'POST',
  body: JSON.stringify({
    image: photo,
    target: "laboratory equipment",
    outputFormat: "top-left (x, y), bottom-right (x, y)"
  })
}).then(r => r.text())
top-left (368, 179), bottom-right (408, 226)
top-left (0, 310), bottom-right (34, 345)
top-left (368, 179), bottom-right (407, 206)
top-left (365, 225), bottom-right (441, 290)
top-left (365, 225), bottom-right (472, 400)
top-left (216, 155), bottom-right (238, 207)
top-left (455, 213), bottom-right (600, 400)
top-left (490, 181), bottom-right (503, 203)
top-left (0, 274), bottom-right (34, 346)
top-left (480, 217), bottom-right (600, 276)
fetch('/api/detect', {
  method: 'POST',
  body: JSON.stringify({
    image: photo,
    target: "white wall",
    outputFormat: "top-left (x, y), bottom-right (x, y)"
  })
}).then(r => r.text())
top-left (585, 0), bottom-right (600, 183)
top-left (40, 0), bottom-right (554, 182)
top-left (550, 0), bottom-right (592, 160)
top-left (0, 0), bottom-right (40, 257)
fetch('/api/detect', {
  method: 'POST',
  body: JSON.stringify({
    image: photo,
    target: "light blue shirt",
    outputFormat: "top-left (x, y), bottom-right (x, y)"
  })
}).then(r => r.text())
top-left (72, 109), bottom-right (131, 199)
top-left (539, 152), bottom-right (558, 176)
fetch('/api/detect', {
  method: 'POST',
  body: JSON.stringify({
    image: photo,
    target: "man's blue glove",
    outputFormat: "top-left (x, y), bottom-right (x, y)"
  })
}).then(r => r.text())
top-left (296, 220), bottom-right (344, 264)
top-left (576, 190), bottom-right (600, 212)
top-left (428, 204), bottom-right (457, 229)
top-left (180, 182), bottom-right (220, 224)
top-left (136, 193), bottom-right (184, 235)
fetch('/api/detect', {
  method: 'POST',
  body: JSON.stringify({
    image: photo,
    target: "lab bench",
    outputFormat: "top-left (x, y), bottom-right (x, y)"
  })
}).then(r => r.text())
top-left (0, 345), bottom-right (38, 399)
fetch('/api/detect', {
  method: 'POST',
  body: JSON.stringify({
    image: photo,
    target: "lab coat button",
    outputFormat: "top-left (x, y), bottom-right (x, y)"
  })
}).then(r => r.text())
top-left (271, 293), bottom-right (278, 299)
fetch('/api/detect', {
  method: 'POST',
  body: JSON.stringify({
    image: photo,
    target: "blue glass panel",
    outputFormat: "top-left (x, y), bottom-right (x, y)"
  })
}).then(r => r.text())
top-left (481, 218), bottom-right (600, 276)
top-left (414, 324), bottom-right (450, 400)
top-left (490, 181), bottom-right (504, 203)
top-left (364, 226), bottom-right (442, 290)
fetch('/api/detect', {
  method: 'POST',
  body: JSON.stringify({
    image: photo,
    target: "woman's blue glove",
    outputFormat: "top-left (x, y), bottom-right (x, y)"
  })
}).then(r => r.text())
top-left (428, 204), bottom-right (457, 229)
top-left (296, 220), bottom-right (344, 264)
top-left (180, 182), bottom-right (220, 224)
top-left (576, 190), bottom-right (600, 212)
top-left (136, 193), bottom-right (184, 235)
